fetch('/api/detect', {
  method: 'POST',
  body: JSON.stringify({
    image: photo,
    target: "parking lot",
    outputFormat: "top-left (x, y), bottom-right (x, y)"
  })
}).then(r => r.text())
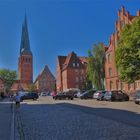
top-left (39, 96), bottom-right (140, 114)
top-left (15, 96), bottom-right (140, 140)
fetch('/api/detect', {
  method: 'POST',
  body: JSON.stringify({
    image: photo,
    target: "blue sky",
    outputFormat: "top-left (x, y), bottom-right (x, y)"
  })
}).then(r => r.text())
top-left (0, 0), bottom-right (140, 81)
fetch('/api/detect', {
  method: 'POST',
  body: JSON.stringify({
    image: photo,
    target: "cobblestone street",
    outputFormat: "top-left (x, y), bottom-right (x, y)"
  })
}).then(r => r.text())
top-left (15, 97), bottom-right (140, 140)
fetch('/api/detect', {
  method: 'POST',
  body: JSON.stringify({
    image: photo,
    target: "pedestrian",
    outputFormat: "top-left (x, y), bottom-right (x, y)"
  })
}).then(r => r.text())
top-left (14, 92), bottom-right (21, 111)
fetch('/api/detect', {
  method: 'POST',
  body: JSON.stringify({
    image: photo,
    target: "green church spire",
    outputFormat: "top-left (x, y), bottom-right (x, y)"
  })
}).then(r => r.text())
top-left (20, 15), bottom-right (32, 55)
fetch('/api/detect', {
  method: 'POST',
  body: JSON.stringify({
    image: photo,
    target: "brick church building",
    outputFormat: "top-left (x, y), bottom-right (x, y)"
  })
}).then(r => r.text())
top-left (56, 52), bottom-right (87, 92)
top-left (11, 16), bottom-right (33, 92)
top-left (105, 6), bottom-right (140, 94)
top-left (34, 65), bottom-right (55, 93)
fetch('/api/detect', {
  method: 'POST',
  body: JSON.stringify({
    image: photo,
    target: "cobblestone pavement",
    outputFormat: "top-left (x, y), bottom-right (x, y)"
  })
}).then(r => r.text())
top-left (0, 99), bottom-right (12, 140)
top-left (15, 97), bottom-right (140, 140)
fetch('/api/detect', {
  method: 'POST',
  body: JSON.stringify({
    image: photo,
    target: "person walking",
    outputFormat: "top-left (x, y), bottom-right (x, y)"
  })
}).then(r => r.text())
top-left (15, 92), bottom-right (21, 111)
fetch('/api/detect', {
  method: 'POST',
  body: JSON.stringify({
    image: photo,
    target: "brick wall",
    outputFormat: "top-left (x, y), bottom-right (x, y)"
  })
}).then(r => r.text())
top-left (18, 54), bottom-right (33, 84)
top-left (105, 6), bottom-right (140, 94)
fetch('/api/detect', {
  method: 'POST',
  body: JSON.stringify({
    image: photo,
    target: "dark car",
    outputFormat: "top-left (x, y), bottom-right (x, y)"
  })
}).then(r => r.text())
top-left (80, 89), bottom-right (97, 99)
top-left (134, 90), bottom-right (140, 104)
top-left (53, 92), bottom-right (73, 100)
top-left (104, 90), bottom-right (129, 101)
top-left (93, 90), bottom-right (106, 100)
top-left (21, 92), bottom-right (39, 101)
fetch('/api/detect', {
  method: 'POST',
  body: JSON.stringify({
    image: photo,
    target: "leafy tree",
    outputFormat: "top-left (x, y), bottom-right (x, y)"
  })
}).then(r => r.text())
top-left (28, 84), bottom-right (37, 92)
top-left (116, 17), bottom-right (140, 83)
top-left (83, 74), bottom-right (92, 90)
top-left (87, 43), bottom-right (105, 90)
top-left (0, 69), bottom-right (17, 93)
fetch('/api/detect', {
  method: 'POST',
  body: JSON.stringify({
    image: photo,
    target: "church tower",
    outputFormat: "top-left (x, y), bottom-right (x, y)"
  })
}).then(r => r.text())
top-left (18, 16), bottom-right (33, 84)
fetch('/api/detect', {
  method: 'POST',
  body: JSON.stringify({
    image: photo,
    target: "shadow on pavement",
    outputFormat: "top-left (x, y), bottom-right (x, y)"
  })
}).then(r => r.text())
top-left (55, 102), bottom-right (140, 128)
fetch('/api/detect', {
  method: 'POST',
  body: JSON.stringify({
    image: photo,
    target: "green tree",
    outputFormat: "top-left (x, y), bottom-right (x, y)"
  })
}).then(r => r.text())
top-left (87, 43), bottom-right (105, 90)
top-left (83, 74), bottom-right (92, 90)
top-left (28, 84), bottom-right (37, 92)
top-left (116, 17), bottom-right (140, 83)
top-left (0, 69), bottom-right (17, 93)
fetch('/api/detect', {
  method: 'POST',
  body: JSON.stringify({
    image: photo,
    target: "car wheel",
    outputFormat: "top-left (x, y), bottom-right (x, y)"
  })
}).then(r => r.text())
top-left (135, 101), bottom-right (139, 104)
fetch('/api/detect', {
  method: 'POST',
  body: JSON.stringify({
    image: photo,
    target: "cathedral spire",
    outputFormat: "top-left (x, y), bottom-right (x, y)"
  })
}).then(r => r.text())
top-left (20, 15), bottom-right (32, 55)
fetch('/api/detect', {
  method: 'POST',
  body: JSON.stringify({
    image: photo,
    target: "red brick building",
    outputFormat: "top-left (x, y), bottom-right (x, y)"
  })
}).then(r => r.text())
top-left (56, 52), bottom-right (87, 92)
top-left (105, 6), bottom-right (140, 94)
top-left (11, 16), bottom-right (33, 92)
top-left (11, 80), bottom-right (28, 93)
top-left (34, 65), bottom-right (56, 93)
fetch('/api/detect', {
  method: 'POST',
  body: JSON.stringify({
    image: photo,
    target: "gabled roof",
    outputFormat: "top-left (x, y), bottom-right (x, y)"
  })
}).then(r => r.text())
top-left (43, 65), bottom-right (55, 80)
top-left (34, 65), bottom-right (55, 83)
top-left (64, 51), bottom-right (76, 66)
top-left (57, 51), bottom-right (87, 70)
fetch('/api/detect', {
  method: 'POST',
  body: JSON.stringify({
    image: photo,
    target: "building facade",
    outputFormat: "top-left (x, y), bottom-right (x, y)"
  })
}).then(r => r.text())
top-left (18, 16), bottom-right (33, 85)
top-left (56, 52), bottom-right (87, 92)
top-left (105, 6), bottom-right (140, 94)
top-left (34, 65), bottom-right (56, 93)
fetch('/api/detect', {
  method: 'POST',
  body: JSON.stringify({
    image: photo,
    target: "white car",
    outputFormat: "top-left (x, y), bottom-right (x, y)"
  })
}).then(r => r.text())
top-left (93, 91), bottom-right (106, 100)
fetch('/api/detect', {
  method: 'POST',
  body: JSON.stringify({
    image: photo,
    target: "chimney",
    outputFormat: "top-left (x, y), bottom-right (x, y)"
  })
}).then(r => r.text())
top-left (137, 10), bottom-right (140, 16)
top-left (121, 6), bottom-right (125, 14)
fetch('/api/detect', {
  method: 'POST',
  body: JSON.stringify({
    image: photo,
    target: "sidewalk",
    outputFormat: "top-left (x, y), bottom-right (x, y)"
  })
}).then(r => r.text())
top-left (0, 98), bottom-right (13, 140)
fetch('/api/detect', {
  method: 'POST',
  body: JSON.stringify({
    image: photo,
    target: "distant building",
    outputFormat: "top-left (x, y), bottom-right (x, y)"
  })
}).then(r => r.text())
top-left (105, 6), bottom-right (140, 93)
top-left (11, 80), bottom-right (28, 93)
top-left (56, 51), bottom-right (87, 92)
top-left (0, 78), bottom-right (4, 92)
top-left (34, 65), bottom-right (56, 93)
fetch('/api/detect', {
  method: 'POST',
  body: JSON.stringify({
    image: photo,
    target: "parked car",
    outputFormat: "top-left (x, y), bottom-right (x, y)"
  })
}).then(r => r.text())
top-left (20, 92), bottom-right (39, 101)
top-left (65, 88), bottom-right (80, 97)
top-left (18, 91), bottom-right (28, 98)
top-left (80, 89), bottom-right (97, 99)
top-left (103, 90), bottom-right (129, 101)
top-left (74, 90), bottom-right (85, 98)
top-left (93, 90), bottom-right (106, 100)
top-left (134, 90), bottom-right (140, 104)
top-left (40, 92), bottom-right (50, 96)
top-left (53, 92), bottom-right (73, 100)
